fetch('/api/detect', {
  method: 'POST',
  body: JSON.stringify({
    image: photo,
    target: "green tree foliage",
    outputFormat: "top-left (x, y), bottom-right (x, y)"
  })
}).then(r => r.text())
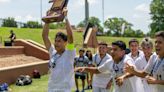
top-left (150, 0), bottom-right (164, 36)
top-left (104, 17), bottom-right (133, 36)
top-left (49, 22), bottom-right (65, 29)
top-left (2, 17), bottom-right (17, 27)
top-left (77, 16), bottom-right (103, 33)
top-left (26, 21), bottom-right (42, 28)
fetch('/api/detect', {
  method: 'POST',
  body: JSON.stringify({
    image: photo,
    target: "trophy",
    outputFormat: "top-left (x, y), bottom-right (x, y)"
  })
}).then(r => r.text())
top-left (42, 0), bottom-right (69, 23)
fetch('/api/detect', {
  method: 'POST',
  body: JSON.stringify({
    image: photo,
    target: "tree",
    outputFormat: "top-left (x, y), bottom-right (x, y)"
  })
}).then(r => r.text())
top-left (26, 21), bottom-right (42, 28)
top-left (2, 17), bottom-right (17, 27)
top-left (104, 17), bottom-right (133, 36)
top-left (77, 16), bottom-right (103, 33)
top-left (149, 0), bottom-right (164, 36)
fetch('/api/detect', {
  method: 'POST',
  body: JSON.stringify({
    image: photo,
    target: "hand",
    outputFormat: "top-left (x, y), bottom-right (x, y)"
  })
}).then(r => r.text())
top-left (146, 76), bottom-right (156, 84)
top-left (74, 67), bottom-right (85, 72)
top-left (106, 79), bottom-right (112, 89)
top-left (62, 7), bottom-right (68, 17)
top-left (124, 63), bottom-right (134, 74)
top-left (116, 76), bottom-right (124, 86)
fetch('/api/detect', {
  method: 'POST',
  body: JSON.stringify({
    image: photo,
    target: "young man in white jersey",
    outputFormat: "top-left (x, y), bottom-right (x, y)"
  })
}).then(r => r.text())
top-left (134, 37), bottom-right (156, 92)
top-left (76, 42), bottom-right (113, 92)
top-left (91, 42), bottom-right (112, 92)
top-left (125, 31), bottom-right (164, 92)
top-left (128, 38), bottom-right (144, 61)
top-left (42, 9), bottom-right (76, 92)
top-left (76, 41), bottom-right (135, 92)
top-left (127, 38), bottom-right (144, 92)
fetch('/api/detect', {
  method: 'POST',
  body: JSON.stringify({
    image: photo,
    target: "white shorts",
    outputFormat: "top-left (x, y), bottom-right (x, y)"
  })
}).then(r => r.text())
top-left (93, 86), bottom-right (110, 92)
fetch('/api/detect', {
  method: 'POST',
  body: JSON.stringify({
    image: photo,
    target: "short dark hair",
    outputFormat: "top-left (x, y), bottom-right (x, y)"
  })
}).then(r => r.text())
top-left (129, 38), bottom-right (139, 45)
top-left (112, 40), bottom-right (126, 50)
top-left (155, 31), bottom-right (164, 38)
top-left (55, 32), bottom-right (67, 42)
top-left (98, 42), bottom-right (108, 47)
top-left (79, 48), bottom-right (85, 52)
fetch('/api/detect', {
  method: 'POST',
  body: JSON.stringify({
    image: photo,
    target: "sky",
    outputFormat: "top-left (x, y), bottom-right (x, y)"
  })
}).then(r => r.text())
top-left (0, 0), bottom-right (152, 33)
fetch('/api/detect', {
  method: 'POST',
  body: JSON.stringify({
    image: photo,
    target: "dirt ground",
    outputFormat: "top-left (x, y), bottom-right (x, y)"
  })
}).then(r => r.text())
top-left (0, 54), bottom-right (45, 68)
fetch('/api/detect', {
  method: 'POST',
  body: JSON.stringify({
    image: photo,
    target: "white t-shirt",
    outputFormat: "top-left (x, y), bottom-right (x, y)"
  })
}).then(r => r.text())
top-left (134, 52), bottom-right (157, 92)
top-left (128, 50), bottom-right (144, 62)
top-left (144, 54), bottom-right (164, 92)
top-left (128, 50), bottom-right (145, 92)
top-left (92, 54), bottom-right (112, 88)
top-left (98, 55), bottom-right (134, 92)
top-left (48, 46), bottom-right (76, 92)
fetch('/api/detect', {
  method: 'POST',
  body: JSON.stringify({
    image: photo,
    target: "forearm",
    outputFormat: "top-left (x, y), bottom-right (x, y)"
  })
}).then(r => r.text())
top-left (149, 80), bottom-right (164, 85)
top-left (42, 23), bottom-right (51, 50)
top-left (85, 67), bottom-right (100, 74)
top-left (132, 70), bottom-right (148, 78)
top-left (122, 73), bottom-right (134, 79)
top-left (65, 17), bottom-right (73, 44)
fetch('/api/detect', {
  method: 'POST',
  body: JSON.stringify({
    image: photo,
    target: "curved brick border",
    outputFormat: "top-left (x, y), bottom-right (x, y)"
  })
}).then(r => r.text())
top-left (0, 39), bottom-right (50, 85)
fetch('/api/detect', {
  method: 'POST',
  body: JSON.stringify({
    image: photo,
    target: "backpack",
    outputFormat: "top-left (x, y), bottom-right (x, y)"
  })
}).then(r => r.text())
top-left (32, 69), bottom-right (41, 78)
top-left (0, 83), bottom-right (8, 91)
top-left (15, 75), bottom-right (32, 86)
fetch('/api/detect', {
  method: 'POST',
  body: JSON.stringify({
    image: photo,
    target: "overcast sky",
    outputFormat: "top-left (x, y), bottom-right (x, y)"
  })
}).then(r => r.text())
top-left (0, 0), bottom-right (152, 33)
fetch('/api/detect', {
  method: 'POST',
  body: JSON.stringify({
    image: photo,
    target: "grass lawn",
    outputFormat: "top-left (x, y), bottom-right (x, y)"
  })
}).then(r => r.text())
top-left (0, 27), bottom-right (145, 52)
top-left (10, 74), bottom-right (92, 92)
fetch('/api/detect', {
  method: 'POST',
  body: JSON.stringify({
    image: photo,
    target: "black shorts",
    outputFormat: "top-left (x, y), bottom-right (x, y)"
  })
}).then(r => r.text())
top-left (75, 72), bottom-right (86, 80)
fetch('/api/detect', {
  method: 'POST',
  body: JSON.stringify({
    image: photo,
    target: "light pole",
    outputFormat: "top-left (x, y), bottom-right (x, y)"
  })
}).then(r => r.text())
top-left (40, 0), bottom-right (43, 26)
top-left (102, 0), bottom-right (104, 31)
top-left (85, 0), bottom-right (89, 26)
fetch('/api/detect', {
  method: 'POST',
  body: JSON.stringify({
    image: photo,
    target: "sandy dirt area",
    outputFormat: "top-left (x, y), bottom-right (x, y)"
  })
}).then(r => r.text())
top-left (0, 54), bottom-right (45, 68)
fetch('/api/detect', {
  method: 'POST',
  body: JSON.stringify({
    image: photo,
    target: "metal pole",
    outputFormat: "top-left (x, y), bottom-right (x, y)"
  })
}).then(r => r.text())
top-left (102, 0), bottom-right (104, 31)
top-left (40, 0), bottom-right (43, 26)
top-left (85, 0), bottom-right (89, 26)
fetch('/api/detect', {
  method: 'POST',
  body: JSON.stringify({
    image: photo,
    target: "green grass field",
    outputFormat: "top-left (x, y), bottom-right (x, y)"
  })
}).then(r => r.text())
top-left (0, 27), bottom-right (145, 92)
top-left (0, 27), bottom-right (144, 51)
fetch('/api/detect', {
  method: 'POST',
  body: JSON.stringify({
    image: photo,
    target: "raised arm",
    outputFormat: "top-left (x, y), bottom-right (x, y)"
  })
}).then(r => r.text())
top-left (64, 8), bottom-right (73, 44)
top-left (42, 23), bottom-right (51, 51)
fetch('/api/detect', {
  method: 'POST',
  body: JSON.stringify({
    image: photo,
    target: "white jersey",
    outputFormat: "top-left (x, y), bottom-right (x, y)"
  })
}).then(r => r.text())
top-left (128, 50), bottom-right (144, 62)
top-left (128, 50), bottom-right (145, 92)
top-left (92, 54), bottom-right (112, 88)
top-left (48, 46), bottom-right (76, 92)
top-left (135, 52), bottom-right (157, 92)
top-left (144, 54), bottom-right (164, 92)
top-left (98, 55), bottom-right (134, 92)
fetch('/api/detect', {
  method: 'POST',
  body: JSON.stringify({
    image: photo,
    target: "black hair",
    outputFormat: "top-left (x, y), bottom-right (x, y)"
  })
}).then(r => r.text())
top-left (98, 42), bottom-right (108, 47)
top-left (155, 31), bottom-right (164, 38)
top-left (112, 40), bottom-right (126, 50)
top-left (85, 50), bottom-right (93, 61)
top-left (129, 38), bottom-right (139, 45)
top-left (55, 32), bottom-right (67, 42)
top-left (79, 48), bottom-right (85, 52)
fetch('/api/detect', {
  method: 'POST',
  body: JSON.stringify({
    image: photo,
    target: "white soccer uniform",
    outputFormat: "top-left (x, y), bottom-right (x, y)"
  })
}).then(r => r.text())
top-left (144, 54), bottom-right (164, 92)
top-left (98, 55), bottom-right (134, 92)
top-left (48, 46), bottom-right (76, 92)
top-left (92, 54), bottom-right (112, 92)
top-left (128, 50), bottom-right (145, 92)
top-left (135, 53), bottom-right (157, 92)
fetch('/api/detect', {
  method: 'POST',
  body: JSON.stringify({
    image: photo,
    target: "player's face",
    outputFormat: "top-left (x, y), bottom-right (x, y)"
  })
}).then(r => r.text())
top-left (142, 45), bottom-right (153, 57)
top-left (129, 42), bottom-right (139, 54)
top-left (98, 45), bottom-right (107, 55)
top-left (155, 36), bottom-right (164, 58)
top-left (111, 45), bottom-right (124, 62)
top-left (54, 37), bottom-right (67, 51)
top-left (79, 51), bottom-right (84, 56)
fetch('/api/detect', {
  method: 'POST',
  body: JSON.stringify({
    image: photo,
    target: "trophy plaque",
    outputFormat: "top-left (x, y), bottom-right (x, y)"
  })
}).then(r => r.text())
top-left (42, 0), bottom-right (69, 23)
top-left (83, 23), bottom-right (98, 48)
